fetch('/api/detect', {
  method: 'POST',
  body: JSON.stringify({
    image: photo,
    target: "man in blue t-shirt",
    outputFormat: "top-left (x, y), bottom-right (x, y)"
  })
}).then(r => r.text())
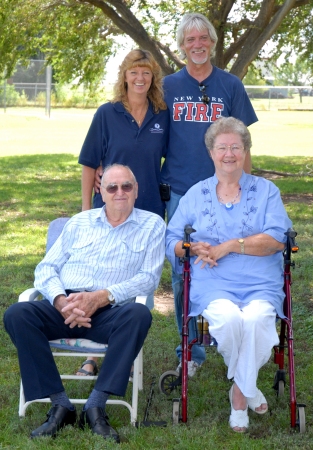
top-left (162, 13), bottom-right (258, 376)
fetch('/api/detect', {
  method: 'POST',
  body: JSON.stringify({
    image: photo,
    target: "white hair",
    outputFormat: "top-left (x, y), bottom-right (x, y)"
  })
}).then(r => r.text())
top-left (176, 13), bottom-right (218, 60)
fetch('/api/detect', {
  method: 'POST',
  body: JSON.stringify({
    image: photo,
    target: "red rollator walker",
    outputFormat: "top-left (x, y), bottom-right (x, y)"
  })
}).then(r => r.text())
top-left (273, 228), bottom-right (306, 432)
top-left (159, 226), bottom-right (306, 432)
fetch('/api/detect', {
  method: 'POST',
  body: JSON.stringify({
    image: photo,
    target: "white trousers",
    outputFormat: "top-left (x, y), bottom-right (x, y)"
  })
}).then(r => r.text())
top-left (202, 299), bottom-right (279, 398)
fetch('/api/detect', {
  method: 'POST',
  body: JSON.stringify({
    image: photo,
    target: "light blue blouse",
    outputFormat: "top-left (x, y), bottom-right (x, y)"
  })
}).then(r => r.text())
top-left (166, 172), bottom-right (292, 318)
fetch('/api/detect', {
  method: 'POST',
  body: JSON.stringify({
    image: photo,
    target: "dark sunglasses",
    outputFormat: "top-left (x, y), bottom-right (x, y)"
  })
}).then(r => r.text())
top-left (199, 83), bottom-right (210, 105)
top-left (104, 182), bottom-right (134, 194)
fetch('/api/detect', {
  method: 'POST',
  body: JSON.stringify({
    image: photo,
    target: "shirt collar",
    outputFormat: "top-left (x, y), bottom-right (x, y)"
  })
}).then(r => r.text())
top-left (97, 206), bottom-right (139, 227)
top-left (113, 100), bottom-right (153, 115)
top-left (183, 65), bottom-right (216, 84)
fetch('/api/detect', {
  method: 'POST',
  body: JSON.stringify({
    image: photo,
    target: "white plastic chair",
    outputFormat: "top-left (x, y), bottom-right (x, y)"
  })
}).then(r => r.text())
top-left (18, 218), bottom-right (147, 425)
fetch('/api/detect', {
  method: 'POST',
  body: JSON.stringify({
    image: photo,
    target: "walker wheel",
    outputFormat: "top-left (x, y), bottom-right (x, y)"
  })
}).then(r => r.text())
top-left (172, 398), bottom-right (180, 425)
top-left (278, 380), bottom-right (284, 396)
top-left (159, 370), bottom-right (180, 395)
top-left (298, 406), bottom-right (306, 433)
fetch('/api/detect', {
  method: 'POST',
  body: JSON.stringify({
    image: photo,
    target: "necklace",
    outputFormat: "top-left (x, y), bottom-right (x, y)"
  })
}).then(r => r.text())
top-left (131, 100), bottom-right (148, 127)
top-left (217, 187), bottom-right (241, 210)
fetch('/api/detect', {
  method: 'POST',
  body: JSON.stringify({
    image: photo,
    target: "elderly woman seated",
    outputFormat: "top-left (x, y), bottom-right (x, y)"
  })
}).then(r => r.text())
top-left (166, 117), bottom-right (292, 432)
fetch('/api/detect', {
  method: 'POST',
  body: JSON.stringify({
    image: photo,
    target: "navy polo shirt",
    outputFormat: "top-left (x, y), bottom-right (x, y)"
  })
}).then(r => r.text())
top-left (79, 101), bottom-right (169, 218)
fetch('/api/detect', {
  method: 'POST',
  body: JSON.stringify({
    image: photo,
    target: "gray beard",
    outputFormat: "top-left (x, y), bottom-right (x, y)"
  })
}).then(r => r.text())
top-left (190, 55), bottom-right (209, 65)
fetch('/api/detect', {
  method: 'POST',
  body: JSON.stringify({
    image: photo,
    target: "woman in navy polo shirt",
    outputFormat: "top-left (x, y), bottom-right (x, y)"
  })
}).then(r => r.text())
top-left (77, 49), bottom-right (169, 376)
top-left (79, 48), bottom-right (169, 219)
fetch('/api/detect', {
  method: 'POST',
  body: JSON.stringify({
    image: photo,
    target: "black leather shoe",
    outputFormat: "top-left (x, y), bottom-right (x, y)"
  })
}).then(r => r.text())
top-left (79, 407), bottom-right (120, 443)
top-left (30, 405), bottom-right (76, 438)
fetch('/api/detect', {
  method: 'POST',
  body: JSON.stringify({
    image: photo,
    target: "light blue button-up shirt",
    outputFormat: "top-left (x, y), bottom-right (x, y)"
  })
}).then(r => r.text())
top-left (35, 207), bottom-right (166, 305)
top-left (166, 172), bottom-right (292, 318)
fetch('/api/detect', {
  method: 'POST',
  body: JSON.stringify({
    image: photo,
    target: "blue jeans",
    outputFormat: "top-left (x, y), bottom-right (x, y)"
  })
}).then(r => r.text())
top-left (145, 293), bottom-right (154, 311)
top-left (166, 191), bottom-right (206, 365)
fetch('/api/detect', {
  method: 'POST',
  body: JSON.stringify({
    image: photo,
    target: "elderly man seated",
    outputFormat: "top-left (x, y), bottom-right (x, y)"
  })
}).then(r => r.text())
top-left (4, 164), bottom-right (166, 442)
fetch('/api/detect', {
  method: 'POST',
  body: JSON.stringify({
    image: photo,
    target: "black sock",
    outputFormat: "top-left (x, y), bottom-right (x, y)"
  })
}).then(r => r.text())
top-left (50, 391), bottom-right (74, 410)
top-left (84, 389), bottom-right (109, 411)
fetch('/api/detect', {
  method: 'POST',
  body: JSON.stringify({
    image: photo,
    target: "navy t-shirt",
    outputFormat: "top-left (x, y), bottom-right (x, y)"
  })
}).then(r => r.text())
top-left (161, 66), bottom-right (258, 195)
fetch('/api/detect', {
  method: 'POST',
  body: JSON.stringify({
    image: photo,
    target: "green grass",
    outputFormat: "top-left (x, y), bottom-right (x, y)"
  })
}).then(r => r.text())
top-left (1, 108), bottom-right (313, 158)
top-left (249, 110), bottom-right (313, 158)
top-left (0, 108), bottom-right (95, 157)
top-left (1, 112), bottom-right (313, 448)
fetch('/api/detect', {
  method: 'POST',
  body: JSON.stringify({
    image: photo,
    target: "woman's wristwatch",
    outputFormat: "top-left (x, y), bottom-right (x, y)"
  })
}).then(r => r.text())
top-left (238, 238), bottom-right (245, 254)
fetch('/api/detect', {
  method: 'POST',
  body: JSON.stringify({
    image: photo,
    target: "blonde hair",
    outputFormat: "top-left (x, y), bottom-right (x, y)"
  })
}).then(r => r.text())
top-left (111, 49), bottom-right (167, 113)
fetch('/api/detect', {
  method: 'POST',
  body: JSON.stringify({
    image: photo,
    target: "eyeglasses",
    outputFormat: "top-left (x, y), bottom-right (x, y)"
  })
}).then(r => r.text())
top-left (104, 182), bottom-right (134, 194)
top-left (213, 144), bottom-right (245, 155)
top-left (199, 83), bottom-right (210, 105)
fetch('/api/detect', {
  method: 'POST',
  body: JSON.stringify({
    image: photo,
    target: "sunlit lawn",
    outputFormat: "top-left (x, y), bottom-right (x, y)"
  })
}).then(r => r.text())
top-left (0, 109), bottom-right (313, 448)
top-left (0, 107), bottom-right (312, 158)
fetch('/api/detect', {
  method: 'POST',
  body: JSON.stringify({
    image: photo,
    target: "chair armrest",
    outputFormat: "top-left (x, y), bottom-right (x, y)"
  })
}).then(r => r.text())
top-left (19, 288), bottom-right (41, 302)
top-left (135, 296), bottom-right (147, 305)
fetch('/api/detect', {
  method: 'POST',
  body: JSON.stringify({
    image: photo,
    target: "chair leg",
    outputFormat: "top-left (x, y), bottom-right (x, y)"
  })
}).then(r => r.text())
top-left (19, 381), bottom-right (26, 417)
top-left (129, 347), bottom-right (143, 424)
top-left (18, 348), bottom-right (144, 425)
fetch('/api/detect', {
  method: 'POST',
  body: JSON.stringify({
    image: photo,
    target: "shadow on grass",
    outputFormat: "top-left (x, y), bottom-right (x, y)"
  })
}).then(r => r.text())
top-left (1, 154), bottom-right (313, 448)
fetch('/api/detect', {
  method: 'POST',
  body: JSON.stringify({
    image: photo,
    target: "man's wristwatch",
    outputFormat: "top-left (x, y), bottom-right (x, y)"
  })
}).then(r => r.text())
top-left (107, 291), bottom-right (115, 305)
top-left (238, 238), bottom-right (245, 254)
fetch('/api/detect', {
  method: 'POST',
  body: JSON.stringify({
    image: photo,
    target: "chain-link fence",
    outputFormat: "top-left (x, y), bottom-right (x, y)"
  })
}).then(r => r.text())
top-left (1, 60), bottom-right (312, 112)
top-left (245, 85), bottom-right (313, 111)
top-left (0, 60), bottom-right (54, 115)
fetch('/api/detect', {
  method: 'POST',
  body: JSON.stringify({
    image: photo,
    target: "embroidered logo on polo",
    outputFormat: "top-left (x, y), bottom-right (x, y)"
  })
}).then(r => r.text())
top-left (149, 123), bottom-right (164, 133)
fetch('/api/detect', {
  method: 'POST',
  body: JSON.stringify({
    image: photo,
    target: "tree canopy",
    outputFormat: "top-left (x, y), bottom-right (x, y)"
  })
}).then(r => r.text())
top-left (1, 0), bottom-right (312, 85)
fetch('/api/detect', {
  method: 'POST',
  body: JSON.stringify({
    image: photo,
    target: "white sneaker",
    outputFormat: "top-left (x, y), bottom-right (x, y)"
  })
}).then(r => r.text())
top-left (176, 360), bottom-right (200, 377)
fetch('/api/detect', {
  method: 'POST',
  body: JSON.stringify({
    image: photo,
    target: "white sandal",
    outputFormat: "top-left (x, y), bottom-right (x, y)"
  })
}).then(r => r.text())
top-left (229, 385), bottom-right (249, 433)
top-left (247, 388), bottom-right (268, 414)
